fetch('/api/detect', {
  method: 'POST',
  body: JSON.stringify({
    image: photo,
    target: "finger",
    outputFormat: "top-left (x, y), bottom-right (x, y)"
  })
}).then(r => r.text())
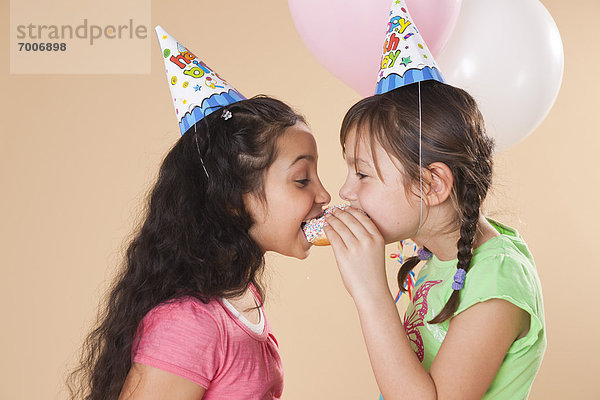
top-left (324, 212), bottom-right (359, 248)
top-left (322, 222), bottom-right (347, 252)
top-left (330, 208), bottom-right (371, 239)
top-left (344, 207), bottom-right (381, 237)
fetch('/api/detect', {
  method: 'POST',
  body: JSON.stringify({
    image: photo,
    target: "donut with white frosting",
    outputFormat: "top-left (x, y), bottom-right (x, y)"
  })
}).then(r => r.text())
top-left (302, 204), bottom-right (349, 246)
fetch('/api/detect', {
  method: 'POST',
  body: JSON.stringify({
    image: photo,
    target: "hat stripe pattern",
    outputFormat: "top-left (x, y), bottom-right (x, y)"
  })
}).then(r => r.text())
top-left (178, 90), bottom-right (245, 133)
top-left (376, 66), bottom-right (444, 95)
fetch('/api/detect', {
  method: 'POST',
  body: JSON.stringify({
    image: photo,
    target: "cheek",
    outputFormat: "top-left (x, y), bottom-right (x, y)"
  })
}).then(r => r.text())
top-left (361, 188), bottom-right (416, 232)
top-left (356, 185), bottom-right (384, 213)
top-left (365, 207), bottom-right (390, 234)
top-left (272, 193), bottom-right (308, 230)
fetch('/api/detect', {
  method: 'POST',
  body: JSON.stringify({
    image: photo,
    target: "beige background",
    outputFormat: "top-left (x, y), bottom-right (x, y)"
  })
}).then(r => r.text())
top-left (1, 0), bottom-right (598, 399)
top-left (9, 0), bottom-right (151, 74)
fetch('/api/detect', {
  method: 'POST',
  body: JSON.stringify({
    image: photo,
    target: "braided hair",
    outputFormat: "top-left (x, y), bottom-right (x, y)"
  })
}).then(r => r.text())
top-left (340, 80), bottom-right (494, 324)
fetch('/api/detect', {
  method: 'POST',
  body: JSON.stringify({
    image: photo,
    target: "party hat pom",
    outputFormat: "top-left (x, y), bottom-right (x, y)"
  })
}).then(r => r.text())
top-left (155, 26), bottom-right (246, 135)
top-left (375, 0), bottom-right (445, 95)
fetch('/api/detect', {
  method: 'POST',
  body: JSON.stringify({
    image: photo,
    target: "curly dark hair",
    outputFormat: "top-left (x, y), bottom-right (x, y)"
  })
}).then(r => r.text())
top-left (340, 80), bottom-right (495, 324)
top-left (67, 95), bottom-right (306, 400)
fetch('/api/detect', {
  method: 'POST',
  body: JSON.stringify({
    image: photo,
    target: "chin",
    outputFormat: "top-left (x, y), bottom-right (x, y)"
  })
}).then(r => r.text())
top-left (382, 233), bottom-right (403, 245)
top-left (292, 238), bottom-right (313, 259)
top-left (272, 248), bottom-right (310, 260)
top-left (270, 238), bottom-right (312, 260)
top-left (376, 224), bottom-right (402, 244)
top-left (284, 243), bottom-right (312, 260)
top-left (295, 248), bottom-right (311, 260)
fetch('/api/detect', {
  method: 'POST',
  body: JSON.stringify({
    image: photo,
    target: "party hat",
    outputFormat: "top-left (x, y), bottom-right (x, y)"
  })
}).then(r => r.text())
top-left (155, 26), bottom-right (246, 135)
top-left (375, 0), bottom-right (445, 95)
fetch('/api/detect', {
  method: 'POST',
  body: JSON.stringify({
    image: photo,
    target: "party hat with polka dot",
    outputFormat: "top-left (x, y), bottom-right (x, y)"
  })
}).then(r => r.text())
top-left (155, 25), bottom-right (246, 135)
top-left (375, 0), bottom-right (445, 94)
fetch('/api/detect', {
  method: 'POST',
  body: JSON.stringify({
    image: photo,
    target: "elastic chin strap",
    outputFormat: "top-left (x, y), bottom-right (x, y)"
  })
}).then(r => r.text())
top-left (194, 124), bottom-right (210, 179)
top-left (414, 81), bottom-right (423, 237)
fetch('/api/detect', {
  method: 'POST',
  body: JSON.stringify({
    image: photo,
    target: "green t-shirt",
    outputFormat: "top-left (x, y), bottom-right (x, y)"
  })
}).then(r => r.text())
top-left (403, 219), bottom-right (546, 399)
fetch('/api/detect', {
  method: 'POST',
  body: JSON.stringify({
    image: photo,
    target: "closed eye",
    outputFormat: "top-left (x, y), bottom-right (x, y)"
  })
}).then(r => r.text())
top-left (356, 172), bottom-right (368, 180)
top-left (295, 179), bottom-right (311, 187)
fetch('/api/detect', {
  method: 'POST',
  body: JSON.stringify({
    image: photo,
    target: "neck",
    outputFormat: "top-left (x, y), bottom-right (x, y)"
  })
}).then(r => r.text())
top-left (412, 215), bottom-right (499, 262)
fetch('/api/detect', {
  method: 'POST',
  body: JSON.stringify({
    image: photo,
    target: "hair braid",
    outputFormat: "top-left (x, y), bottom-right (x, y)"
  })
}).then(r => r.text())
top-left (397, 256), bottom-right (420, 293)
top-left (429, 181), bottom-right (481, 324)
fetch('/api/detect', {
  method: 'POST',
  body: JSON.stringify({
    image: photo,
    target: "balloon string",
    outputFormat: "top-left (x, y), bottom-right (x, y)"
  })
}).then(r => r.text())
top-left (415, 81), bottom-right (423, 236)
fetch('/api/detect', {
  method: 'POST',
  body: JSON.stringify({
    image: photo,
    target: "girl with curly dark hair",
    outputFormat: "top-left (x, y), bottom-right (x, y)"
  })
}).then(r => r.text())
top-left (66, 93), bottom-right (330, 400)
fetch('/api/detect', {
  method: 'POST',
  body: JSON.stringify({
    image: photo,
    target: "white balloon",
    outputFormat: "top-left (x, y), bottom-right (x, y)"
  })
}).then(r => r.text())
top-left (437, 0), bottom-right (564, 152)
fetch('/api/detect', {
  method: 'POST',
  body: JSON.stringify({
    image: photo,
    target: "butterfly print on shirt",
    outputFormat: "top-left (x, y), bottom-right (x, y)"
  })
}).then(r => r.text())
top-left (403, 280), bottom-right (442, 362)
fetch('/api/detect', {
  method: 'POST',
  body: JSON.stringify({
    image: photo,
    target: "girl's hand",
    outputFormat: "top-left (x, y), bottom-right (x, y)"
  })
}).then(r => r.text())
top-left (323, 207), bottom-right (388, 301)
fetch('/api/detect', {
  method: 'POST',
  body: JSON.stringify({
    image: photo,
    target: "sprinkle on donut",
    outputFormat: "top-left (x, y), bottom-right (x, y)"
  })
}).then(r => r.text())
top-left (302, 204), bottom-right (349, 246)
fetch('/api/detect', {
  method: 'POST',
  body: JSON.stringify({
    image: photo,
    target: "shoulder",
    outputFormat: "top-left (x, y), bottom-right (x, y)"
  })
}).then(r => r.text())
top-left (136, 296), bottom-right (227, 351)
top-left (466, 233), bottom-right (539, 299)
top-left (475, 219), bottom-right (536, 269)
top-left (142, 296), bottom-right (222, 327)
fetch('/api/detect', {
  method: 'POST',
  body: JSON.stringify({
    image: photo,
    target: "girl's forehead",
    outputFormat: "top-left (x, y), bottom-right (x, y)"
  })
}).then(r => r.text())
top-left (344, 129), bottom-right (375, 159)
top-left (275, 123), bottom-right (318, 164)
top-left (345, 127), bottom-right (406, 180)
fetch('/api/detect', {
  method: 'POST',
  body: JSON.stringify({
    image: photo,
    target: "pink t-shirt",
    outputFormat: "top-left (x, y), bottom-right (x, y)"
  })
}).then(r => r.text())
top-left (132, 290), bottom-right (283, 399)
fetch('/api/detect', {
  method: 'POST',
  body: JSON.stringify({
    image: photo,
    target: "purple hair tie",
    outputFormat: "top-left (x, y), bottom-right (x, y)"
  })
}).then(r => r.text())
top-left (417, 248), bottom-right (432, 261)
top-left (452, 268), bottom-right (467, 290)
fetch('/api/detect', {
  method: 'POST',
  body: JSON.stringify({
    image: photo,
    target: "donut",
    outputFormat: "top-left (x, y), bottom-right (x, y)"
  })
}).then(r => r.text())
top-left (302, 204), bottom-right (349, 246)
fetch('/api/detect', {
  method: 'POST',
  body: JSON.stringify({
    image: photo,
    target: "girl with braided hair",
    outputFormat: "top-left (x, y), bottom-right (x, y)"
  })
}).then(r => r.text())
top-left (324, 80), bottom-right (545, 399)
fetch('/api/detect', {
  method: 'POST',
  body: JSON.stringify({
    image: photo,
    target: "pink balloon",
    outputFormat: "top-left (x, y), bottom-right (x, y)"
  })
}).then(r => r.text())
top-left (289, 0), bottom-right (462, 97)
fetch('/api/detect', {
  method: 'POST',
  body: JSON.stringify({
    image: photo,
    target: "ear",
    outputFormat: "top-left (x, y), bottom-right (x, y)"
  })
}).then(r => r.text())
top-left (423, 162), bottom-right (453, 206)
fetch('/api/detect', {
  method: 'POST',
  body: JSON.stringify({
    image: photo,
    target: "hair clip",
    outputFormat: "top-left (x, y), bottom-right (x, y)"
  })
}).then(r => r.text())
top-left (417, 247), bottom-right (432, 261)
top-left (452, 268), bottom-right (466, 290)
top-left (221, 109), bottom-right (232, 120)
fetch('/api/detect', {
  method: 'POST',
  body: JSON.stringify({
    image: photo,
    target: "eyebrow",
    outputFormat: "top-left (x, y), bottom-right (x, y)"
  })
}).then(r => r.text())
top-left (288, 154), bottom-right (315, 169)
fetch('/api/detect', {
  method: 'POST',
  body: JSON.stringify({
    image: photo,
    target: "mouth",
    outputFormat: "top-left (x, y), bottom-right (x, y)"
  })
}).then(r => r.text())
top-left (300, 210), bottom-right (326, 243)
top-left (301, 210), bottom-right (326, 230)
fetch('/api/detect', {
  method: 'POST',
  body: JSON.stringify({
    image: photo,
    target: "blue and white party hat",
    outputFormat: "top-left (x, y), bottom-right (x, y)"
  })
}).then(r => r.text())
top-left (375, 0), bottom-right (445, 94)
top-left (155, 26), bottom-right (246, 135)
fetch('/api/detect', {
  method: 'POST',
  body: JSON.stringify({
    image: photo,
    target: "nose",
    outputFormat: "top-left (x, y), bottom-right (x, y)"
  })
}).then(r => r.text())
top-left (315, 178), bottom-right (331, 206)
top-left (339, 177), bottom-right (356, 202)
